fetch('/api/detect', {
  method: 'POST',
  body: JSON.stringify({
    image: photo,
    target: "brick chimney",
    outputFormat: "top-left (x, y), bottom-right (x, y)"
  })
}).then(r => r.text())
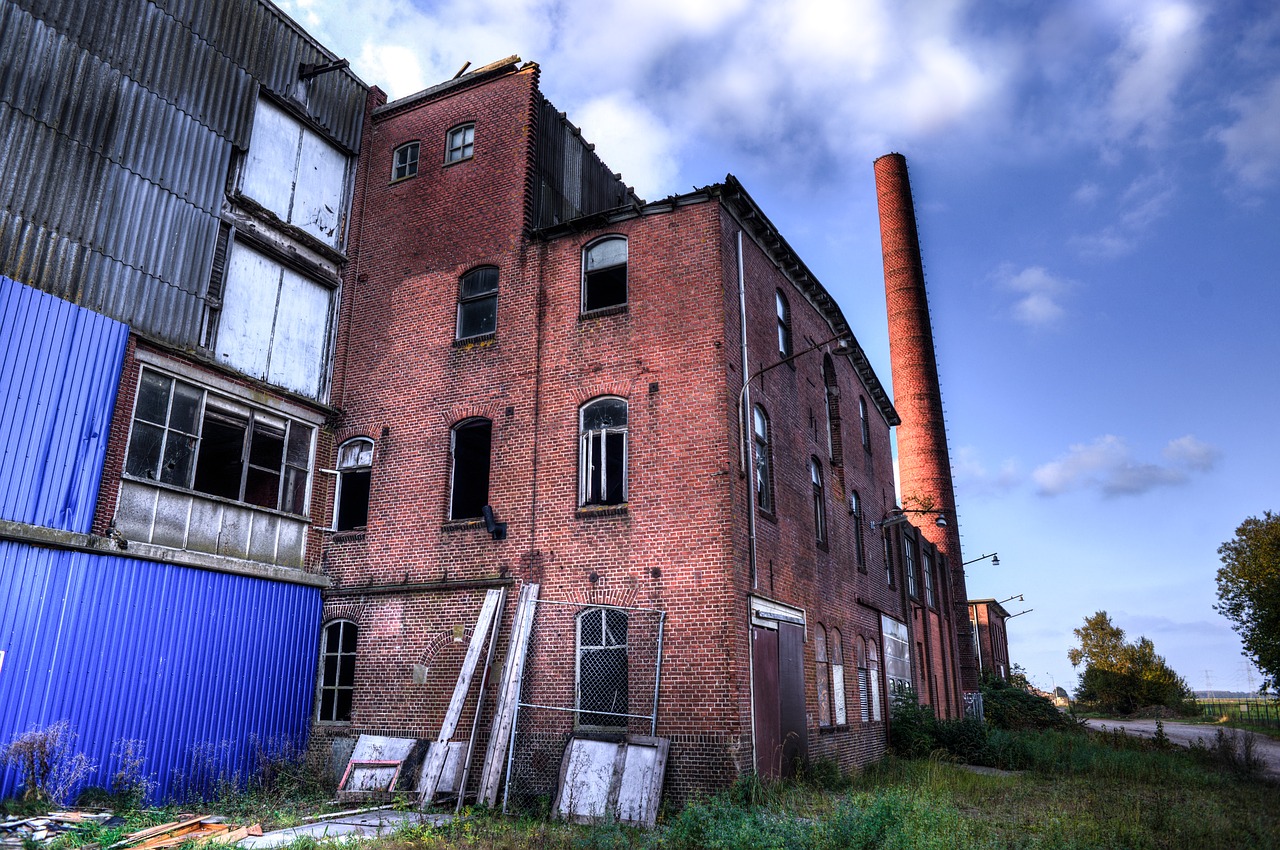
top-left (874, 152), bottom-right (979, 696)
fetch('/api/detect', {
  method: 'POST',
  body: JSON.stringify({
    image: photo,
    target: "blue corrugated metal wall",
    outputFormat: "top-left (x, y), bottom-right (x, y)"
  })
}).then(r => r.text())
top-left (0, 274), bottom-right (128, 534)
top-left (0, 541), bottom-right (321, 802)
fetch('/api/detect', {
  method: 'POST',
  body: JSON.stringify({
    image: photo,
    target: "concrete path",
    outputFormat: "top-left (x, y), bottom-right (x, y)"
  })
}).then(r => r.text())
top-left (240, 808), bottom-right (454, 848)
top-left (1084, 718), bottom-right (1280, 781)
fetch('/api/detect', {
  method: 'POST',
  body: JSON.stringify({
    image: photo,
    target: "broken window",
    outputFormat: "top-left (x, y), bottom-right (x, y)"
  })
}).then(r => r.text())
top-left (776, 290), bottom-right (791, 358)
top-left (446, 123), bottom-right (474, 162)
top-left (904, 535), bottom-right (918, 598)
top-left (335, 437), bottom-right (373, 531)
top-left (823, 355), bottom-right (841, 464)
top-left (810, 457), bottom-right (826, 545)
top-left (393, 141), bottom-right (419, 180)
top-left (831, 628), bottom-right (847, 725)
top-left (125, 369), bottom-right (313, 514)
top-left (884, 536), bottom-right (894, 586)
top-left (582, 236), bottom-right (627, 312)
top-left (457, 266), bottom-right (498, 339)
top-left (851, 490), bottom-right (866, 569)
top-left (576, 607), bottom-right (628, 728)
top-left (859, 396), bottom-right (871, 453)
top-left (580, 397), bottom-right (627, 506)
top-left (318, 619), bottom-right (357, 722)
top-left (451, 418), bottom-right (492, 520)
top-left (923, 550), bottom-right (935, 606)
top-left (753, 405), bottom-right (773, 513)
top-left (868, 639), bottom-right (882, 722)
top-left (857, 637), bottom-right (870, 723)
top-left (815, 624), bottom-right (831, 727)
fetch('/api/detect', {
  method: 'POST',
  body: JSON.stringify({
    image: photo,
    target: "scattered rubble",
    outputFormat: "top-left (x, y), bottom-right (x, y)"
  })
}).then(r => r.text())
top-left (0, 813), bottom-right (262, 849)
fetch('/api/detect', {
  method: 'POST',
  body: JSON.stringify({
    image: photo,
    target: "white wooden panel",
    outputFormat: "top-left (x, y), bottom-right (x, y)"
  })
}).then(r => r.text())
top-left (241, 98), bottom-right (301, 220)
top-left (267, 265), bottom-right (330, 397)
top-left (293, 128), bottom-right (347, 246)
top-left (215, 242), bottom-right (279, 380)
top-left (555, 739), bottom-right (619, 822)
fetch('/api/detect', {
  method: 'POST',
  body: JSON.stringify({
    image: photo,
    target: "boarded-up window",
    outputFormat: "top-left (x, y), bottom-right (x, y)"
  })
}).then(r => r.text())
top-left (215, 241), bottom-right (332, 399)
top-left (815, 624), bottom-right (831, 727)
top-left (240, 97), bottom-right (349, 246)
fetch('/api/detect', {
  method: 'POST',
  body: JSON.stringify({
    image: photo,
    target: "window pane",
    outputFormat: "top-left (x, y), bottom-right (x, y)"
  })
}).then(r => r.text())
top-left (579, 646), bottom-right (628, 726)
top-left (582, 399), bottom-right (627, 430)
top-left (336, 468), bottom-right (370, 530)
top-left (244, 466), bottom-right (281, 509)
top-left (159, 432), bottom-right (197, 486)
top-left (338, 654), bottom-right (356, 687)
top-left (194, 412), bottom-right (248, 500)
top-left (458, 295), bottom-right (497, 338)
top-left (287, 424), bottom-right (312, 468)
top-left (249, 420), bottom-right (285, 469)
top-left (579, 610), bottom-right (602, 646)
top-left (584, 266), bottom-right (626, 311)
top-left (169, 382), bottom-right (201, 433)
top-left (324, 654), bottom-right (338, 682)
top-left (338, 439), bottom-right (372, 468)
top-left (604, 609), bottom-right (628, 646)
top-left (334, 689), bottom-right (352, 722)
top-left (585, 239), bottom-right (627, 271)
top-left (126, 422), bottom-right (165, 479)
top-left (604, 432), bottom-right (625, 504)
top-left (320, 689), bottom-right (335, 722)
top-left (135, 372), bottom-right (172, 425)
top-left (460, 267), bottom-right (498, 298)
top-left (281, 465), bottom-right (308, 515)
top-left (341, 621), bottom-right (357, 652)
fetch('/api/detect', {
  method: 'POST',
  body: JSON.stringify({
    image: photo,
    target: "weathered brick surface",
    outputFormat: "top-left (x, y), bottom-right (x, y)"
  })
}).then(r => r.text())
top-left (310, 69), bottom-right (966, 802)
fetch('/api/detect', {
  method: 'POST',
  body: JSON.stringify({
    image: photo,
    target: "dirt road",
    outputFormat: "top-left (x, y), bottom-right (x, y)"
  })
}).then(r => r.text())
top-left (1083, 718), bottom-right (1280, 780)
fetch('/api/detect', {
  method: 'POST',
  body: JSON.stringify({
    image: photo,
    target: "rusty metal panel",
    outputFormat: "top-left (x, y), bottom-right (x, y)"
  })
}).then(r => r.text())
top-left (778, 622), bottom-right (808, 778)
top-left (532, 98), bottom-right (639, 229)
top-left (0, 276), bottom-right (127, 533)
top-left (751, 626), bottom-right (780, 777)
top-left (0, 540), bottom-right (321, 803)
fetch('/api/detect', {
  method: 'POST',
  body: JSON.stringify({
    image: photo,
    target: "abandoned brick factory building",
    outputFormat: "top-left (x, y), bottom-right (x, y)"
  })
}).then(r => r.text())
top-left (0, 0), bottom-right (986, 809)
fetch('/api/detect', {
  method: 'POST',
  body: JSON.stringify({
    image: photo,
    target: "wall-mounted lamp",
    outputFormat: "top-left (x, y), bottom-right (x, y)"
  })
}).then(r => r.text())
top-left (963, 552), bottom-right (999, 567)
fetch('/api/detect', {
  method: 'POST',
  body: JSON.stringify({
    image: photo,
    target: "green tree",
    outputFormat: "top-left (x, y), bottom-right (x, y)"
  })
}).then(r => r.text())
top-left (1068, 611), bottom-right (1192, 713)
top-left (1216, 511), bottom-right (1280, 692)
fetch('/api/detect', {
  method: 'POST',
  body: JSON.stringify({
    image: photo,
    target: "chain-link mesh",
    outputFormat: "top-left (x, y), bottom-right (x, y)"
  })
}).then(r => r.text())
top-left (502, 598), bottom-right (665, 815)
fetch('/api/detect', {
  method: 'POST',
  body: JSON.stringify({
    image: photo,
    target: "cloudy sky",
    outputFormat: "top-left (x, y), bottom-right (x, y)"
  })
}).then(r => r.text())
top-left (283, 0), bottom-right (1278, 695)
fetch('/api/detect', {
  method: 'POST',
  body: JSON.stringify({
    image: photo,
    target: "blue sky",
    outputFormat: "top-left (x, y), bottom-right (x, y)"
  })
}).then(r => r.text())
top-left (282, 0), bottom-right (1279, 695)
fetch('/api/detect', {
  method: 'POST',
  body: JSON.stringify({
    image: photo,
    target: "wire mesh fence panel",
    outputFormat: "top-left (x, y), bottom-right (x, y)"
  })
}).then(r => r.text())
top-left (502, 597), bottom-right (665, 815)
top-left (1199, 699), bottom-right (1280, 728)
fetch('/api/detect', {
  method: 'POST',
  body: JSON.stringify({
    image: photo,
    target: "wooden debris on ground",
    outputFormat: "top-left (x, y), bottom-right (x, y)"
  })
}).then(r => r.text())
top-left (1, 811), bottom-right (115, 846)
top-left (112, 817), bottom-right (263, 850)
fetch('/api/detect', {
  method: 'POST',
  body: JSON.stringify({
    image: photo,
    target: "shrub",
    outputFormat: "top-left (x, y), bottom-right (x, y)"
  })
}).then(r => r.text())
top-left (981, 677), bottom-right (1076, 731)
top-left (1, 721), bottom-right (97, 806)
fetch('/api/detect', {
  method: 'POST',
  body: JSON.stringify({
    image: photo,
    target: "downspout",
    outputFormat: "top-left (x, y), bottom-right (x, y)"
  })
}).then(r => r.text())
top-left (737, 230), bottom-right (759, 777)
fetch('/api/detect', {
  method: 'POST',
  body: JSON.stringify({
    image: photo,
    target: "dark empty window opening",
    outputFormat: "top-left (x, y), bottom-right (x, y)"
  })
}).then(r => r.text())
top-left (823, 355), bottom-right (842, 464)
top-left (127, 369), bottom-right (312, 514)
top-left (318, 620), bottom-right (357, 722)
top-left (859, 396), bottom-right (871, 452)
top-left (335, 437), bottom-right (373, 531)
top-left (577, 607), bottom-right (628, 728)
top-left (905, 535), bottom-right (918, 598)
top-left (851, 490), bottom-right (867, 568)
top-left (580, 397), bottom-right (627, 506)
top-left (923, 551), bottom-right (935, 606)
top-left (776, 290), bottom-right (792, 358)
top-left (582, 237), bottom-right (627, 312)
top-left (447, 123), bottom-right (474, 162)
top-left (451, 418), bottom-right (492, 520)
top-left (393, 142), bottom-right (419, 180)
top-left (457, 266), bottom-right (498, 339)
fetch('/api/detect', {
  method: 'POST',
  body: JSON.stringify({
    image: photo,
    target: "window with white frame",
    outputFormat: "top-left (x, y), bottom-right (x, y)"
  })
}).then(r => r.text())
top-left (868, 639), bottom-right (882, 721)
top-left (831, 628), bottom-right (847, 725)
top-left (811, 457), bottom-right (827, 545)
top-left (318, 620), bottom-right (356, 722)
top-left (776, 290), bottom-right (792, 358)
top-left (582, 236), bottom-right (628, 312)
top-left (576, 607), bottom-right (628, 728)
top-left (904, 535), bottom-right (918, 598)
top-left (446, 123), bottom-right (475, 162)
top-left (881, 616), bottom-right (912, 698)
top-left (580, 397), bottom-right (627, 506)
top-left (451, 418), bottom-right (492, 520)
top-left (753, 405), bottom-right (773, 514)
top-left (125, 369), bottom-right (313, 514)
top-left (457, 266), bottom-right (498, 339)
top-left (392, 141), bottom-right (419, 180)
top-left (922, 550), bottom-right (935, 606)
top-left (334, 437), bottom-right (373, 531)
top-left (815, 624), bottom-right (831, 727)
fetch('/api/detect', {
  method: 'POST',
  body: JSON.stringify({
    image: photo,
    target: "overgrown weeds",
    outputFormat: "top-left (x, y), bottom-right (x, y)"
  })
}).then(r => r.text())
top-left (1, 721), bottom-right (97, 806)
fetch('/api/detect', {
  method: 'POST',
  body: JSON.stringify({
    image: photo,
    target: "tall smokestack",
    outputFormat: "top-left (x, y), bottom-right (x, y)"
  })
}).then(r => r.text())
top-left (874, 152), bottom-right (979, 696)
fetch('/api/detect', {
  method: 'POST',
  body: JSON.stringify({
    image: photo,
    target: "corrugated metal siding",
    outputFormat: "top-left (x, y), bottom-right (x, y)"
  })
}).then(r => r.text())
top-left (0, 0), bottom-right (365, 348)
top-left (0, 541), bottom-right (322, 803)
top-left (0, 275), bottom-right (127, 533)
top-left (531, 98), bottom-right (638, 229)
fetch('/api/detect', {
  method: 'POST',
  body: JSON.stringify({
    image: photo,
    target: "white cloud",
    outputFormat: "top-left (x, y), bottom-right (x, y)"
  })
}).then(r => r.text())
top-left (1071, 170), bottom-right (1175, 258)
top-left (1072, 181), bottom-right (1102, 205)
top-left (1106, 2), bottom-right (1205, 146)
top-left (953, 446), bottom-right (1021, 496)
top-left (995, 265), bottom-right (1073, 327)
top-left (1217, 76), bottom-right (1280, 191)
top-left (1033, 434), bottom-right (1220, 497)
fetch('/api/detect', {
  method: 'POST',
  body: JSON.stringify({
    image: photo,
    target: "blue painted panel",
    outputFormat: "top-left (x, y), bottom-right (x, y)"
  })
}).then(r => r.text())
top-left (0, 275), bottom-right (129, 534)
top-left (0, 541), bottom-right (321, 803)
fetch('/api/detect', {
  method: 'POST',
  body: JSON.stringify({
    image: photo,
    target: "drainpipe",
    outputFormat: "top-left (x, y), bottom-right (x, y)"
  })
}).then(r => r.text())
top-left (737, 231), bottom-right (758, 589)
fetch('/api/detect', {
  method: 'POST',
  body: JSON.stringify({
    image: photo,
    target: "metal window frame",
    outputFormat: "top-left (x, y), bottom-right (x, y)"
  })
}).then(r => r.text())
top-left (393, 141), bottom-right (420, 180)
top-left (318, 619), bottom-right (357, 723)
top-left (579, 398), bottom-right (628, 506)
top-left (446, 123), bottom-right (475, 162)
top-left (456, 266), bottom-right (500, 339)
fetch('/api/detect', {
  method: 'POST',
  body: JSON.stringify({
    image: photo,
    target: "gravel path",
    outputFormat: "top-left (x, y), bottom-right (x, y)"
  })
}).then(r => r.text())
top-left (1083, 718), bottom-right (1280, 781)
